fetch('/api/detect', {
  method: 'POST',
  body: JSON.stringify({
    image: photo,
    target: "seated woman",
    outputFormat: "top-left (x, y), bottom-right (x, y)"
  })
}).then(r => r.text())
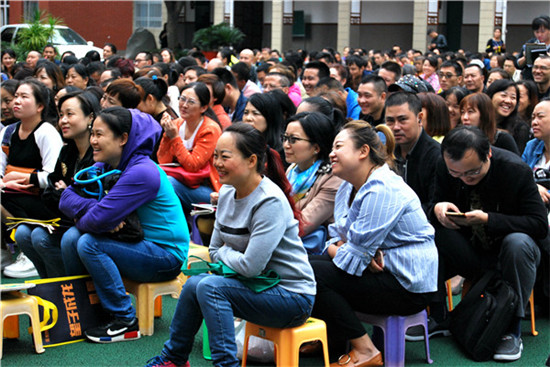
top-left (243, 92), bottom-right (286, 164)
top-left (59, 107), bottom-right (189, 343)
top-left (418, 92), bottom-right (451, 143)
top-left (284, 112), bottom-right (342, 253)
top-left (157, 82), bottom-right (222, 212)
top-left (487, 79), bottom-right (530, 154)
top-left (309, 121), bottom-right (438, 366)
top-left (1, 78), bottom-right (63, 279)
top-left (14, 91), bottom-right (99, 278)
top-left (460, 93), bottom-right (519, 155)
top-left (146, 123), bottom-right (316, 367)
top-left (444, 86), bottom-right (468, 130)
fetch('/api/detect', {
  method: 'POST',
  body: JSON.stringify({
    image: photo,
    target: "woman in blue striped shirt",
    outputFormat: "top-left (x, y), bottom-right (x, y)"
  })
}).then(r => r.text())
top-left (310, 120), bottom-right (438, 367)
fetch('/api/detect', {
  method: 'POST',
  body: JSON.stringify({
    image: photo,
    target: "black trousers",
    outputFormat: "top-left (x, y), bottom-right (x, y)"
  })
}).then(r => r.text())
top-left (433, 227), bottom-right (540, 319)
top-left (309, 254), bottom-right (433, 356)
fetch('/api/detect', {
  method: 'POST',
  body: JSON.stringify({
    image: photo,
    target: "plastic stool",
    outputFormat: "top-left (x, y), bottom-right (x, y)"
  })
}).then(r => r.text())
top-left (1, 291), bottom-right (45, 359)
top-left (242, 317), bottom-right (329, 367)
top-left (123, 274), bottom-right (185, 336)
top-left (357, 310), bottom-right (432, 367)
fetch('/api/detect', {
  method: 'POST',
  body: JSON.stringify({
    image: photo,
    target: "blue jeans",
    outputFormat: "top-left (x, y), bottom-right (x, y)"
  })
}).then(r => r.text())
top-left (161, 274), bottom-right (314, 367)
top-left (15, 224), bottom-right (65, 278)
top-left (168, 176), bottom-right (212, 211)
top-left (60, 226), bottom-right (183, 320)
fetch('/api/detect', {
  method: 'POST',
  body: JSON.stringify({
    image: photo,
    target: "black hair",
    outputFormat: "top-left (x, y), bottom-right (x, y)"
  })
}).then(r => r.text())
top-left (346, 55), bottom-right (367, 68)
top-left (441, 125), bottom-right (490, 162)
top-left (488, 68), bottom-right (510, 81)
top-left (34, 60), bottom-right (65, 92)
top-left (440, 60), bottom-right (463, 76)
top-left (184, 65), bottom-right (206, 78)
top-left (380, 61), bottom-right (402, 81)
top-left (181, 82), bottom-right (211, 108)
top-left (212, 67), bottom-right (238, 89)
top-left (1, 79), bottom-right (20, 95)
top-left (104, 43), bottom-right (118, 55)
top-left (197, 73), bottom-right (225, 105)
top-left (134, 76), bottom-right (168, 102)
top-left (315, 77), bottom-right (344, 93)
top-left (304, 61), bottom-right (330, 79)
top-left (532, 15), bottom-right (550, 31)
top-left (177, 56), bottom-right (198, 69)
top-left (86, 61), bottom-right (106, 77)
top-left (18, 77), bottom-right (50, 120)
top-left (66, 64), bottom-right (89, 84)
top-left (248, 92), bottom-right (284, 152)
top-left (95, 106), bottom-right (132, 138)
top-left (299, 96), bottom-right (345, 131)
top-left (84, 50), bottom-right (100, 63)
top-left (287, 111), bottom-right (335, 162)
top-left (445, 86), bottom-right (469, 105)
top-left (385, 91), bottom-right (422, 115)
top-left (58, 90), bottom-right (101, 122)
top-left (360, 74), bottom-right (388, 95)
top-left (231, 62), bottom-right (251, 82)
top-left (189, 51), bottom-right (207, 65)
top-left (267, 89), bottom-right (296, 122)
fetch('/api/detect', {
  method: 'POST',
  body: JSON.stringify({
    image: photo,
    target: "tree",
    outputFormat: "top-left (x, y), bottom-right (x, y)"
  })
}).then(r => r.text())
top-left (163, 1), bottom-right (185, 50)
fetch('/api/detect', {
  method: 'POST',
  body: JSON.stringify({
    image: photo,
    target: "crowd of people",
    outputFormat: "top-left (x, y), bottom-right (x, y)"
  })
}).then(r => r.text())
top-left (1, 13), bottom-right (550, 367)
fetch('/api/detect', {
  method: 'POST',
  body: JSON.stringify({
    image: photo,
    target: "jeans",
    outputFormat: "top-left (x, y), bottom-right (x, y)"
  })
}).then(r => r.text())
top-left (15, 224), bottom-right (65, 278)
top-left (161, 274), bottom-right (314, 367)
top-left (168, 176), bottom-right (212, 211)
top-left (60, 226), bottom-right (183, 320)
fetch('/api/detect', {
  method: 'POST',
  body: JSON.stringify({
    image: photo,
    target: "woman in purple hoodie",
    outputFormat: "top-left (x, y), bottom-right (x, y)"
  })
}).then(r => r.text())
top-left (59, 107), bottom-right (189, 343)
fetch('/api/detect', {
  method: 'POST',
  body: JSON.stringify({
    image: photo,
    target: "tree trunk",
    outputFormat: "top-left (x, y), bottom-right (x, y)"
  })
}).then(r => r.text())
top-left (164, 1), bottom-right (185, 50)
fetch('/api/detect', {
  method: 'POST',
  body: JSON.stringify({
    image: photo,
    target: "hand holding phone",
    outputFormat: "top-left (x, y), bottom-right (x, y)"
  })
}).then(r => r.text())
top-left (446, 211), bottom-right (466, 218)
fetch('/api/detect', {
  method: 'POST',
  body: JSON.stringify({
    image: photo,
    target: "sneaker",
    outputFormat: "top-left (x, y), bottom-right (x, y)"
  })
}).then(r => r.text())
top-left (405, 316), bottom-right (451, 342)
top-left (493, 333), bottom-right (523, 361)
top-left (145, 355), bottom-right (190, 367)
top-left (3, 253), bottom-right (39, 278)
top-left (85, 317), bottom-right (140, 343)
top-left (1, 249), bottom-right (13, 268)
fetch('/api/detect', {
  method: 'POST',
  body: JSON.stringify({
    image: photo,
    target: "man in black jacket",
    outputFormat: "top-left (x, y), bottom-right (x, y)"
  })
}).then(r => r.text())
top-left (413, 126), bottom-right (546, 362)
top-left (385, 92), bottom-right (440, 214)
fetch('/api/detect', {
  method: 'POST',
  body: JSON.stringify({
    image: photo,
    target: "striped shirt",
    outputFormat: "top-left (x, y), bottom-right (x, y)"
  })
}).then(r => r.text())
top-left (329, 164), bottom-right (438, 293)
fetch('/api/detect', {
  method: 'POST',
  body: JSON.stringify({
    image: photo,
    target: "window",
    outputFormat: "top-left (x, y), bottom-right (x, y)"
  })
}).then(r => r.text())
top-left (134, 1), bottom-right (162, 29)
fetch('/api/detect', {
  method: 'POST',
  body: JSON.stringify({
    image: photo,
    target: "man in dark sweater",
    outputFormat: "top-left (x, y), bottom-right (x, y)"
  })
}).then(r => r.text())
top-left (414, 126), bottom-right (546, 362)
top-left (385, 92), bottom-right (440, 213)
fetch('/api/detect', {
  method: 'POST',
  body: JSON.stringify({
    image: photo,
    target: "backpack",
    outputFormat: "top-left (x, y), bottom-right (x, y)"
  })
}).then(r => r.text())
top-left (449, 270), bottom-right (519, 361)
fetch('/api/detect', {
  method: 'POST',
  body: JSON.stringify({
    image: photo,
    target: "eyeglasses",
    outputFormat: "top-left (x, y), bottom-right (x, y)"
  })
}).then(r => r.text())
top-left (134, 58), bottom-right (146, 63)
top-left (437, 72), bottom-right (457, 79)
top-left (281, 134), bottom-right (311, 144)
top-left (179, 96), bottom-right (198, 106)
top-left (448, 163), bottom-right (484, 178)
top-left (533, 65), bottom-right (550, 71)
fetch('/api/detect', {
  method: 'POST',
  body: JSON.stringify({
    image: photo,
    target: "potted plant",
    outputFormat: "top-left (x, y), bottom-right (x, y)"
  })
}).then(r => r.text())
top-left (192, 23), bottom-right (245, 60)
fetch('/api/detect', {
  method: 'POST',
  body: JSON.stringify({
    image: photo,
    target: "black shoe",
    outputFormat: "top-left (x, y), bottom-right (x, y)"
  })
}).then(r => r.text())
top-left (405, 316), bottom-right (451, 342)
top-left (85, 317), bottom-right (140, 343)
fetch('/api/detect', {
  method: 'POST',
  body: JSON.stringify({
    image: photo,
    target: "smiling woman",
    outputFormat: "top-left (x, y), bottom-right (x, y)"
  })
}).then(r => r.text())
top-left (487, 80), bottom-right (530, 154)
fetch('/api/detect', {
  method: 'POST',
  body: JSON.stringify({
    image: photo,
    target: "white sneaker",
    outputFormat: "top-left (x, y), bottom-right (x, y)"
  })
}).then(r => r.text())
top-left (3, 252), bottom-right (39, 278)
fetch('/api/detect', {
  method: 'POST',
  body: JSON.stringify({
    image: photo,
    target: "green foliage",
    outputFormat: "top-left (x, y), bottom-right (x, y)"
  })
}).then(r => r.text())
top-left (15, 10), bottom-right (64, 60)
top-left (192, 23), bottom-right (245, 51)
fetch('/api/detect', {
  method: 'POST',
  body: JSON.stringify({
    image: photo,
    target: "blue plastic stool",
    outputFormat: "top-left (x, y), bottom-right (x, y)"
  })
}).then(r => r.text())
top-left (357, 309), bottom-right (433, 367)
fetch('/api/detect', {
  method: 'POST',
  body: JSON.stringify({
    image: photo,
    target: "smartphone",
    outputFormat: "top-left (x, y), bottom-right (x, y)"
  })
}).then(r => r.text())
top-left (446, 211), bottom-right (466, 217)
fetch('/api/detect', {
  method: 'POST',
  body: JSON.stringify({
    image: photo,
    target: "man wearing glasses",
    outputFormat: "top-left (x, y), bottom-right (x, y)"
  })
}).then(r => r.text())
top-left (438, 60), bottom-right (463, 94)
top-left (419, 126), bottom-right (546, 362)
top-left (532, 55), bottom-right (550, 100)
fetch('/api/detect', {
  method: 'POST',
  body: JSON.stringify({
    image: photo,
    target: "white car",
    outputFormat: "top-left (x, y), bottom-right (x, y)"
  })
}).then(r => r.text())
top-left (1, 24), bottom-right (103, 60)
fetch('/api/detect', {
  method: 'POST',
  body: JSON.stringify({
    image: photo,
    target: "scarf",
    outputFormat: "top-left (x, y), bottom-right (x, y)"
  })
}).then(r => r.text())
top-left (287, 160), bottom-right (322, 202)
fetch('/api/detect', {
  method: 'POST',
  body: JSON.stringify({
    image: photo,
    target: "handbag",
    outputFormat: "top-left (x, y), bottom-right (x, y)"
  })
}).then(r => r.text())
top-left (72, 166), bottom-right (144, 243)
top-left (183, 256), bottom-right (281, 293)
top-left (24, 275), bottom-right (110, 347)
top-left (3, 164), bottom-right (40, 195)
top-left (161, 163), bottom-right (210, 189)
top-left (449, 270), bottom-right (519, 361)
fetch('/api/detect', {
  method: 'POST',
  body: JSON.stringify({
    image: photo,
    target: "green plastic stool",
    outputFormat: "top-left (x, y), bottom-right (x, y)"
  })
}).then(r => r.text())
top-left (202, 321), bottom-right (211, 360)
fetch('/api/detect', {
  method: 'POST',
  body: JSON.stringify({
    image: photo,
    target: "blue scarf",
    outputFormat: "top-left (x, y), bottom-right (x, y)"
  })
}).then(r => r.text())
top-left (287, 160), bottom-right (322, 202)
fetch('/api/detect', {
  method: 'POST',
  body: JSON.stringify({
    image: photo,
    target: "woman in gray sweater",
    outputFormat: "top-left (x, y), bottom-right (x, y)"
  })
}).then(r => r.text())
top-left (147, 123), bottom-right (316, 367)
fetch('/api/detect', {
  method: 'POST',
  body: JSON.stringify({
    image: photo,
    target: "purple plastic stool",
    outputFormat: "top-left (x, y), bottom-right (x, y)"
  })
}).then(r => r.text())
top-left (356, 309), bottom-right (433, 367)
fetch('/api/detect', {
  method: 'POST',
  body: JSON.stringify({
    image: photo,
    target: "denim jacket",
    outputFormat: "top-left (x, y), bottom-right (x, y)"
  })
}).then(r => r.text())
top-left (522, 138), bottom-right (545, 169)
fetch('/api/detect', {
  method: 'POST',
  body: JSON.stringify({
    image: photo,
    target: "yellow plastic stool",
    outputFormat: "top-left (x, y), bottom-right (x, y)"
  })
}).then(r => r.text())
top-left (122, 243), bottom-right (211, 336)
top-left (242, 317), bottom-right (329, 367)
top-left (1, 291), bottom-right (45, 359)
top-left (123, 274), bottom-right (185, 336)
